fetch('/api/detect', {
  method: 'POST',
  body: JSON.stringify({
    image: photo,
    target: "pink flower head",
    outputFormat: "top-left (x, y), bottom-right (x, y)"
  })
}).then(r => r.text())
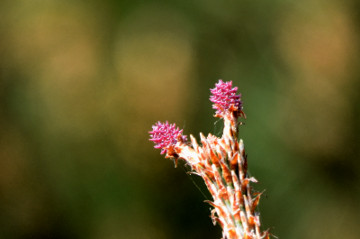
top-left (210, 80), bottom-right (242, 117)
top-left (149, 121), bottom-right (187, 155)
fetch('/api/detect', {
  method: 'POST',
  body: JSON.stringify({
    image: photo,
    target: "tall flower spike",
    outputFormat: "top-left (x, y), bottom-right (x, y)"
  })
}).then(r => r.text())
top-left (149, 80), bottom-right (271, 239)
top-left (210, 79), bottom-right (242, 118)
top-left (149, 121), bottom-right (187, 155)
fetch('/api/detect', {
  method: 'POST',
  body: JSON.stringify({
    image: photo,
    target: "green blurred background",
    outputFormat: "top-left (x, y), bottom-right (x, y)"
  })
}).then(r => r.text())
top-left (1, 0), bottom-right (360, 238)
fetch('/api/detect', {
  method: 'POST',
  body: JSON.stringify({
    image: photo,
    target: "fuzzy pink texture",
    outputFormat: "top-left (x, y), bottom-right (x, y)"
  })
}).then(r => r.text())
top-left (149, 121), bottom-right (187, 154)
top-left (210, 80), bottom-right (242, 117)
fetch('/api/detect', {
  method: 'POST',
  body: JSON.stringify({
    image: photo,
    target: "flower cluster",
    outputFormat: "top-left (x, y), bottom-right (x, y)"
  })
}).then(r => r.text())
top-left (149, 121), bottom-right (187, 155)
top-left (149, 80), bottom-right (270, 239)
top-left (210, 79), bottom-right (242, 118)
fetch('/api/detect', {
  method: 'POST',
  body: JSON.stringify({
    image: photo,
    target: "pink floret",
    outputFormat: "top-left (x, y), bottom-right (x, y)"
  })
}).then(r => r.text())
top-left (210, 80), bottom-right (242, 117)
top-left (149, 121), bottom-right (187, 154)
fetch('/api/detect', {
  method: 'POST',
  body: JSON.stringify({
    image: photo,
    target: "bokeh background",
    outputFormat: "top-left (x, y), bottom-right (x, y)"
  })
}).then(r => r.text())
top-left (1, 0), bottom-right (360, 238)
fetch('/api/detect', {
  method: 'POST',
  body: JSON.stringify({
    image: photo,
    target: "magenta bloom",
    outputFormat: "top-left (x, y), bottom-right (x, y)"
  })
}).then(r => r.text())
top-left (210, 80), bottom-right (242, 117)
top-left (149, 121), bottom-right (187, 154)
